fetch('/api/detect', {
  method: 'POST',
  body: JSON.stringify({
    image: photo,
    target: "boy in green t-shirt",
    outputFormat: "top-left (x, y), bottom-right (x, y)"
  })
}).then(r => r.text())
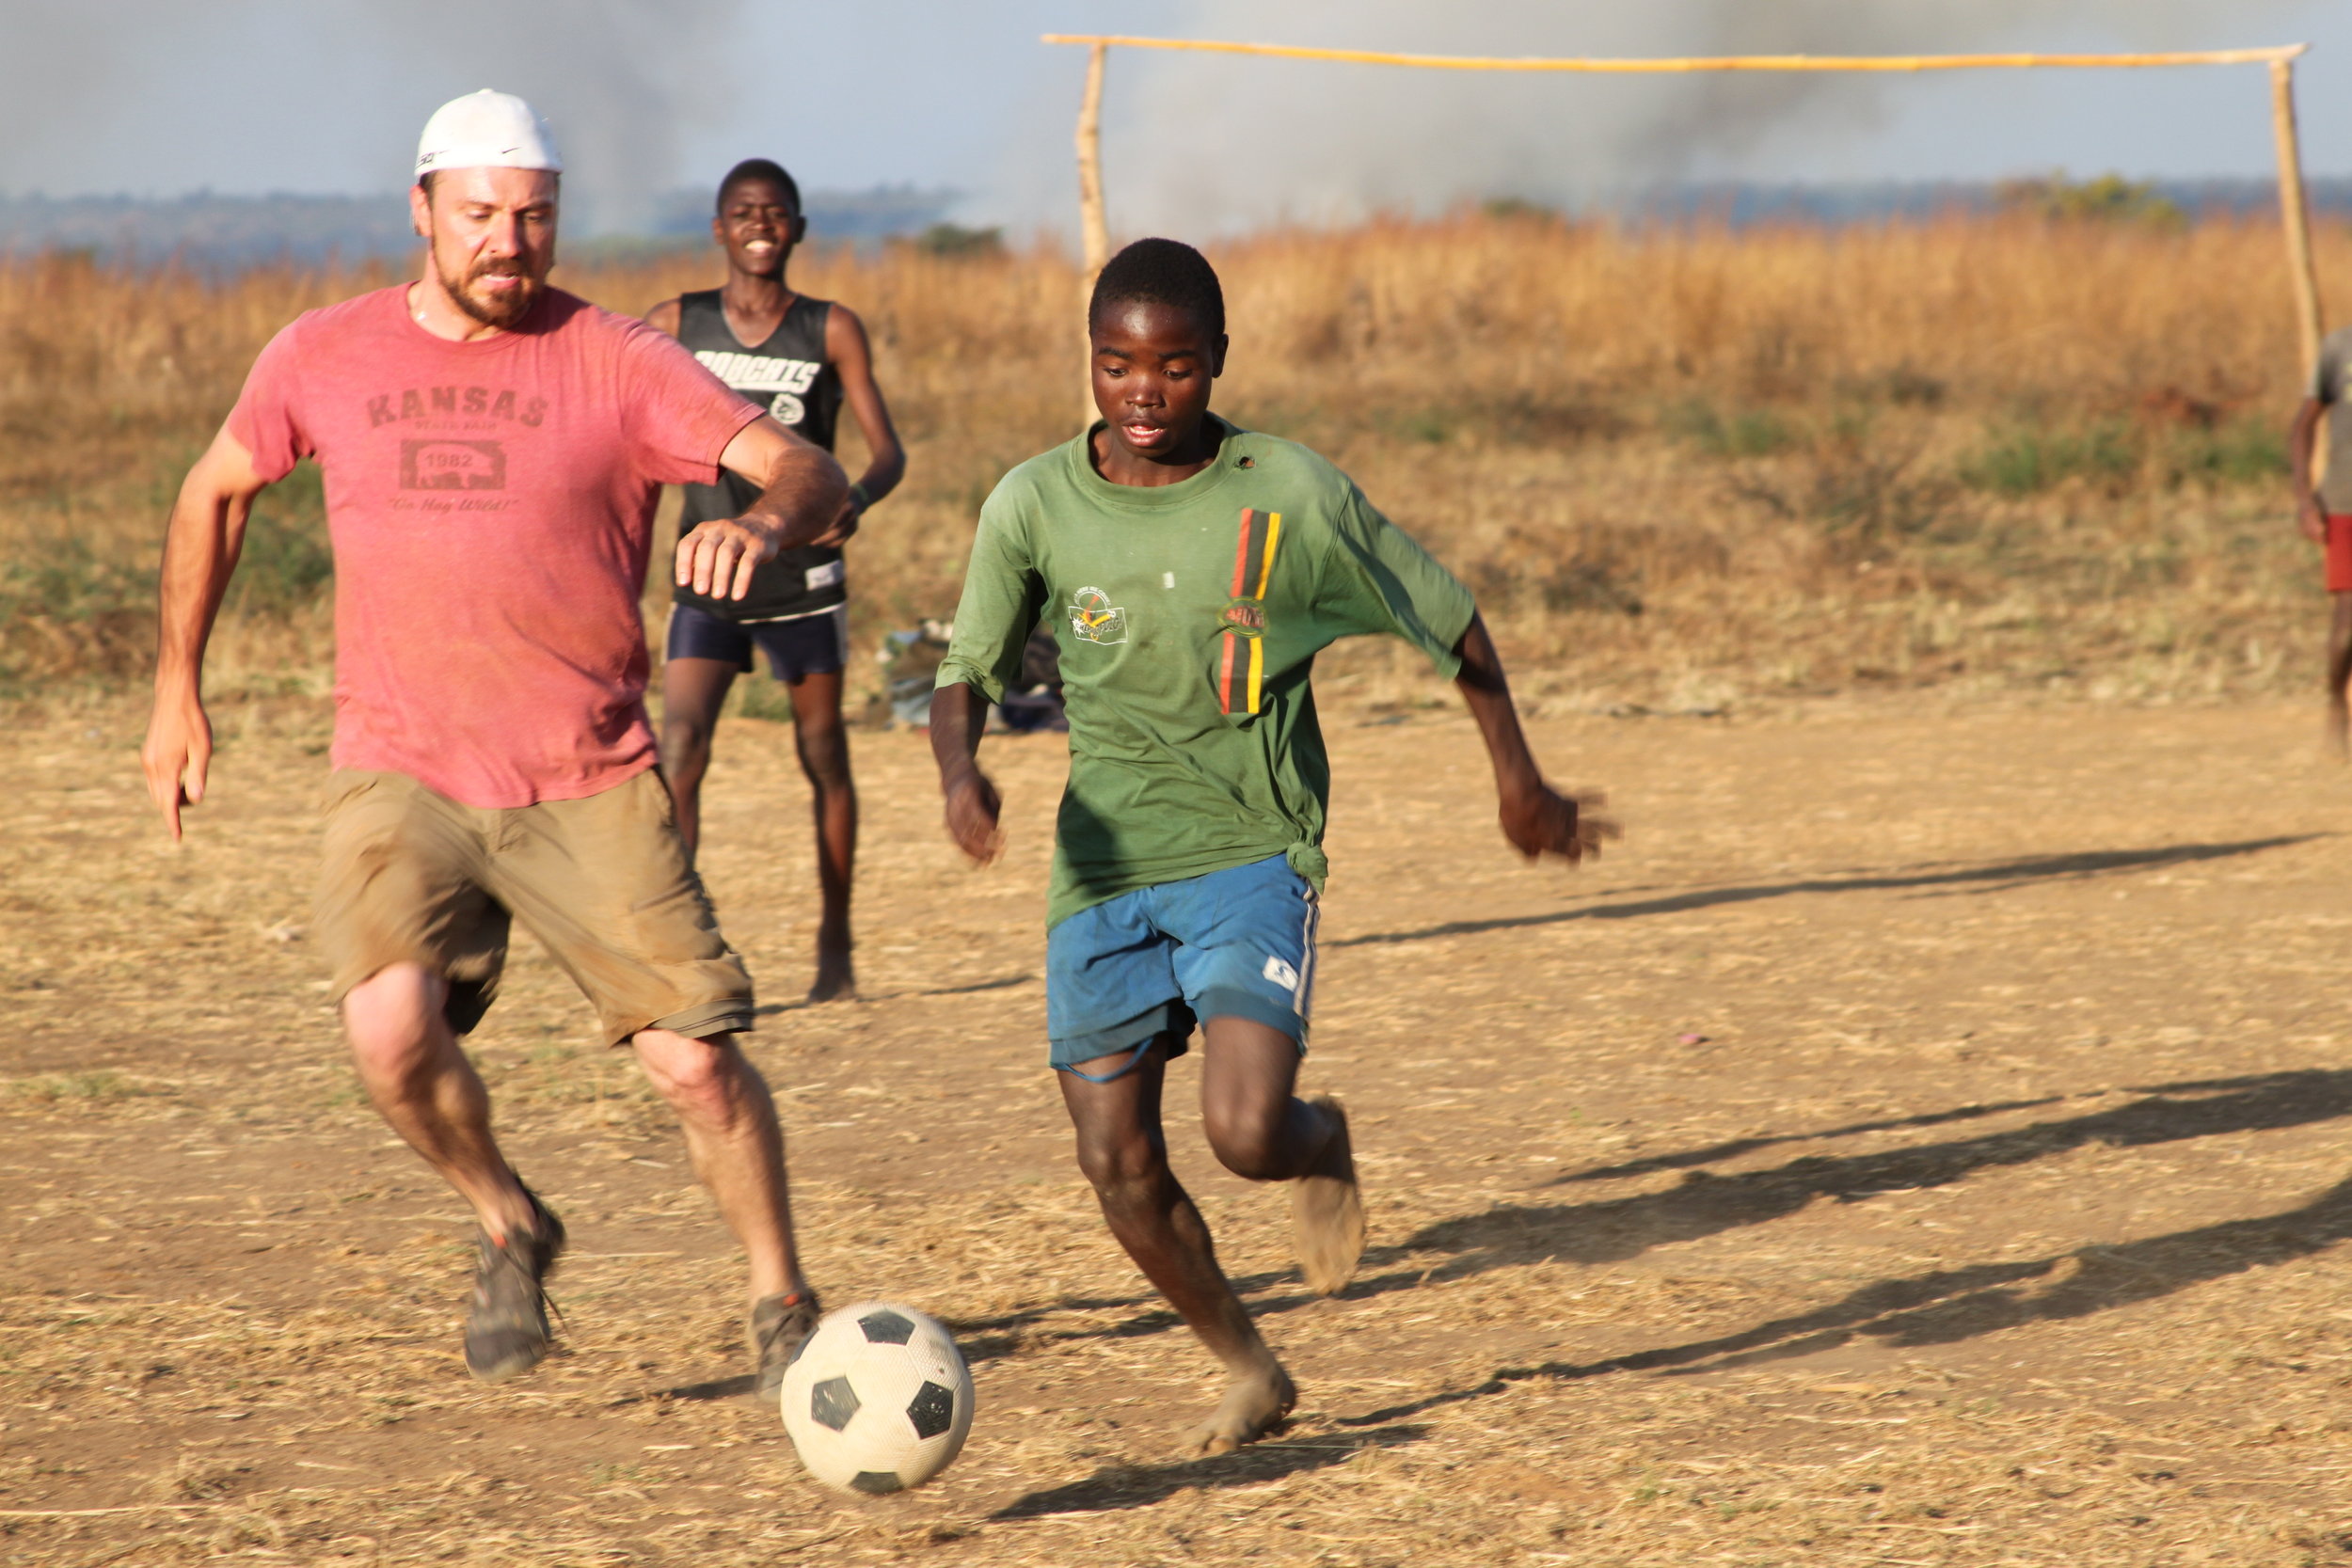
top-left (930, 239), bottom-right (1612, 1454)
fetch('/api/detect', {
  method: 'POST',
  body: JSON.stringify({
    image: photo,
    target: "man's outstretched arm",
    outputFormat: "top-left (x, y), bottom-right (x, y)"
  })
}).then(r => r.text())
top-left (929, 682), bottom-right (1004, 864)
top-left (141, 424), bottom-right (272, 840)
top-left (675, 415), bottom-right (850, 602)
top-left (1452, 613), bottom-right (1616, 863)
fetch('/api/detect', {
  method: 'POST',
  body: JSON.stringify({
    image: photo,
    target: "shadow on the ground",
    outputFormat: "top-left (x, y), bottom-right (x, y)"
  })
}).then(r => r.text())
top-left (1334, 1168), bottom-right (2352, 1428)
top-left (1555, 1093), bottom-right (2069, 1185)
top-left (956, 1069), bottom-right (2352, 1364)
top-left (753, 973), bottom-right (1034, 1016)
top-left (1378, 1068), bottom-right (2352, 1282)
top-left (659, 1372), bottom-right (757, 1402)
top-left (983, 1147), bottom-right (2282, 1527)
top-left (1330, 834), bottom-right (2320, 948)
top-left (989, 1424), bottom-right (1426, 1518)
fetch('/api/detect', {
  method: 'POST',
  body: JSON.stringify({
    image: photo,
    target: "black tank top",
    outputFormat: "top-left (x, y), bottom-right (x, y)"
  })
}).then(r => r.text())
top-left (673, 290), bottom-right (848, 622)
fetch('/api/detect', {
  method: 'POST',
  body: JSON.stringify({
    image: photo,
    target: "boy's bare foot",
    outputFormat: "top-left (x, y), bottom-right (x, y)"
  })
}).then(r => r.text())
top-left (1187, 1362), bottom-right (1296, 1455)
top-left (1291, 1094), bottom-right (1365, 1295)
top-left (2328, 698), bottom-right (2349, 760)
top-left (806, 939), bottom-right (855, 1003)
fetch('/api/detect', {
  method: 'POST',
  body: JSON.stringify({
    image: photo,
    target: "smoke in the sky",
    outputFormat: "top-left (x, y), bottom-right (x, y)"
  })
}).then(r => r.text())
top-left (358, 0), bottom-right (745, 233)
top-left (0, 0), bottom-right (744, 233)
top-left (0, 0), bottom-right (2332, 240)
top-left (1073, 0), bottom-right (2316, 232)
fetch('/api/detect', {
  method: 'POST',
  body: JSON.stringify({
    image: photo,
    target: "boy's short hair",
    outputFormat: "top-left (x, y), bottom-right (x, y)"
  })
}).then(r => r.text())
top-left (1090, 237), bottom-right (1225, 339)
top-left (718, 158), bottom-right (801, 215)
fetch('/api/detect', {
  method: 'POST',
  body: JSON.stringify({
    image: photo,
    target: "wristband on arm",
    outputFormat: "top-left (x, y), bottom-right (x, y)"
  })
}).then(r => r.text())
top-left (848, 482), bottom-right (872, 514)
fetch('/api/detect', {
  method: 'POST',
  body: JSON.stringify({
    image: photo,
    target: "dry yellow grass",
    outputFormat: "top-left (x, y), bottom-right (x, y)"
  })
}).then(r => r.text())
top-left (0, 211), bottom-right (2339, 714)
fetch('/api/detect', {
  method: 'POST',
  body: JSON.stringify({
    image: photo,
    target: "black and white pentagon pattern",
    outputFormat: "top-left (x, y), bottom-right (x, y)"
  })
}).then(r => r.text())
top-left (857, 1308), bottom-right (915, 1345)
top-left (779, 1301), bottom-right (976, 1496)
top-left (809, 1375), bottom-right (861, 1433)
top-left (906, 1379), bottom-right (955, 1440)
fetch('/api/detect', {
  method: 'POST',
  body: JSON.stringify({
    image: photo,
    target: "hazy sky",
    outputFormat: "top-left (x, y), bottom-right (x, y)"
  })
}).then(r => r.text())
top-left (3, 0), bottom-right (2349, 234)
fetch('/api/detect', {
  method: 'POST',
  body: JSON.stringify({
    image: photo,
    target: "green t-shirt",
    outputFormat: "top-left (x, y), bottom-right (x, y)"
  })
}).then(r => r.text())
top-left (936, 417), bottom-right (1477, 927)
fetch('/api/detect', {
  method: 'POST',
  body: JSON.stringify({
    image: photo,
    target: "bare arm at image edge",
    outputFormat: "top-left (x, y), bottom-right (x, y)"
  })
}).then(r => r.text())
top-left (2293, 396), bottom-right (2328, 544)
top-left (141, 423), bottom-right (273, 841)
top-left (674, 413), bottom-right (850, 603)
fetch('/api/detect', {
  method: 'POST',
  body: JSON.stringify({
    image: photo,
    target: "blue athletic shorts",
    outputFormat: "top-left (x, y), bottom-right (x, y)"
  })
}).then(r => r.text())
top-left (665, 603), bottom-right (848, 683)
top-left (1046, 853), bottom-right (1320, 1081)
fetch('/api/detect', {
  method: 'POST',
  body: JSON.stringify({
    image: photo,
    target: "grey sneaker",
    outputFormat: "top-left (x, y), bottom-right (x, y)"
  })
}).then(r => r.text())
top-left (750, 1289), bottom-right (822, 1399)
top-left (464, 1187), bottom-right (565, 1383)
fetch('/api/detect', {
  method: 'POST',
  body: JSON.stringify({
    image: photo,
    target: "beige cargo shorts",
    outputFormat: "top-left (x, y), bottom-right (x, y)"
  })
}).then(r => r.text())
top-left (316, 767), bottom-right (755, 1046)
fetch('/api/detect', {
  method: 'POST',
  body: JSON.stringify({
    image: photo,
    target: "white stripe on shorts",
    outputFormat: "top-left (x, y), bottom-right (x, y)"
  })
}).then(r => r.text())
top-left (1295, 886), bottom-right (1321, 1022)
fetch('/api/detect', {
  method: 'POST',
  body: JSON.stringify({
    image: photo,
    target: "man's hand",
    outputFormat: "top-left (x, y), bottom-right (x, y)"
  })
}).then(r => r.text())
top-left (697, 415), bottom-right (850, 597)
top-left (1499, 781), bottom-right (1617, 865)
top-left (675, 514), bottom-right (781, 601)
top-left (943, 765), bottom-right (1004, 864)
top-left (142, 686), bottom-right (213, 842)
top-left (2301, 493), bottom-right (2329, 546)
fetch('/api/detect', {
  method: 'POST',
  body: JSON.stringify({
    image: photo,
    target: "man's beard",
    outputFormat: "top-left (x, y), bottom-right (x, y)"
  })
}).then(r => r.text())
top-left (437, 248), bottom-right (542, 329)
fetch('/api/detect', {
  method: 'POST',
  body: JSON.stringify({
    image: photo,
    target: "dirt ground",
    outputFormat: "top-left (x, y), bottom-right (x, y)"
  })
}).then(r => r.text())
top-left (11, 688), bottom-right (2352, 1566)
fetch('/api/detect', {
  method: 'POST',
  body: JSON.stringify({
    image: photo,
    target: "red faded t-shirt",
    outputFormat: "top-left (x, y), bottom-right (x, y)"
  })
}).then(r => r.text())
top-left (230, 286), bottom-right (760, 807)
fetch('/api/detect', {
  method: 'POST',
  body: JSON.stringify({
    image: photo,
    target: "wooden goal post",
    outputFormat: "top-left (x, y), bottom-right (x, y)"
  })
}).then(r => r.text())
top-left (1046, 35), bottom-right (2325, 372)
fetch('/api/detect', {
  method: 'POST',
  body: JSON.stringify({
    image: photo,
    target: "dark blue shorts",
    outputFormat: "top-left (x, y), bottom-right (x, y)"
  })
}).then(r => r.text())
top-left (1046, 854), bottom-right (1320, 1081)
top-left (665, 603), bottom-right (848, 683)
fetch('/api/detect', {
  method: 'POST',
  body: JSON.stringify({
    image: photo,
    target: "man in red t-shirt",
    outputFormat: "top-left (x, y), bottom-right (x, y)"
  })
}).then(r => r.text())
top-left (140, 91), bottom-right (850, 1389)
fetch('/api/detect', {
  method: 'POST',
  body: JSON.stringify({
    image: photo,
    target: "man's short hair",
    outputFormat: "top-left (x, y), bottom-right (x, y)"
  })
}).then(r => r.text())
top-left (1089, 238), bottom-right (1225, 339)
top-left (718, 158), bottom-right (801, 214)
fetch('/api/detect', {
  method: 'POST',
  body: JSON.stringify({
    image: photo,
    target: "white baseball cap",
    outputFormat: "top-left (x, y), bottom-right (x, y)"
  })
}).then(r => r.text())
top-left (414, 89), bottom-right (563, 180)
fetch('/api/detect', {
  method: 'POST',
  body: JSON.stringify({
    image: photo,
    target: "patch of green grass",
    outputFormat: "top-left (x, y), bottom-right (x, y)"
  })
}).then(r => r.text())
top-left (230, 459), bottom-right (331, 615)
top-left (2162, 415), bottom-right (2286, 488)
top-left (5, 1069), bottom-right (151, 1104)
top-left (1960, 420), bottom-right (2138, 496)
top-left (1667, 398), bottom-right (1794, 459)
top-left (738, 675), bottom-right (798, 722)
top-left (0, 536), bottom-right (154, 626)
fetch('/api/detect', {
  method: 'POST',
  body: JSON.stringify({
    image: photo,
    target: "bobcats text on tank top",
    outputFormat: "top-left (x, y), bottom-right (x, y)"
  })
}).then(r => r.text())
top-left (673, 290), bottom-right (849, 622)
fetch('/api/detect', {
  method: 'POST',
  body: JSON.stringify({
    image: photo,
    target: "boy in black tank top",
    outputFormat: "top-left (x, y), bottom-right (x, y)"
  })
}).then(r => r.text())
top-left (649, 158), bottom-right (905, 1002)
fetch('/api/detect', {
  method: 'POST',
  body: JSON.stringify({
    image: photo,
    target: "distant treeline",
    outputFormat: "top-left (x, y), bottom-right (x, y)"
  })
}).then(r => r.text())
top-left (2, 177), bottom-right (2346, 266)
top-left (0, 184), bottom-right (959, 266)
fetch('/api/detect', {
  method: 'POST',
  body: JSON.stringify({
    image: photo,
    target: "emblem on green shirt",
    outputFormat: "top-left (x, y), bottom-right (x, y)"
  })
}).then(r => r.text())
top-left (1070, 585), bottom-right (1127, 645)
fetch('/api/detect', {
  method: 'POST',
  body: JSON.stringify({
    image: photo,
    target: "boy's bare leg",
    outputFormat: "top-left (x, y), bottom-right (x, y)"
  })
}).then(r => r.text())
top-left (786, 669), bottom-right (857, 1001)
top-left (631, 1028), bottom-right (805, 1306)
top-left (1059, 1038), bottom-right (1297, 1454)
top-left (659, 657), bottom-right (739, 861)
top-left (2328, 593), bottom-right (2352, 758)
top-left (1197, 1017), bottom-right (1362, 1294)
top-left (342, 961), bottom-right (537, 1242)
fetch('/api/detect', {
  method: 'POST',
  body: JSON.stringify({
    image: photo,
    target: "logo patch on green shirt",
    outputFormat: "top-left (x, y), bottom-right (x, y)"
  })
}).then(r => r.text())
top-left (1069, 586), bottom-right (1127, 645)
top-left (1218, 599), bottom-right (1266, 635)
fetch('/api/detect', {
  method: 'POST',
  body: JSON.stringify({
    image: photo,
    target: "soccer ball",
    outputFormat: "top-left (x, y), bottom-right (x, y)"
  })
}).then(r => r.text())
top-left (778, 1302), bottom-right (975, 1495)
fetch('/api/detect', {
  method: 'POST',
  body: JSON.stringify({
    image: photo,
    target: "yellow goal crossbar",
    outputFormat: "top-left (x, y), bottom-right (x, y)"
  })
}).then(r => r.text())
top-left (1044, 34), bottom-right (2326, 369)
